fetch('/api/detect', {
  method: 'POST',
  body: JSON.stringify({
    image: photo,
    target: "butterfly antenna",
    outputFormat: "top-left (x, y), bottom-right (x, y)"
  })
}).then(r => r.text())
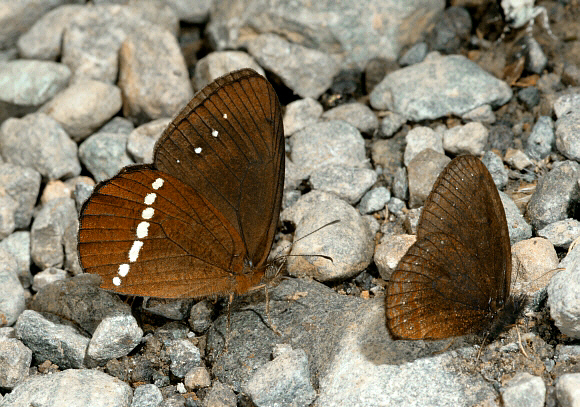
top-left (273, 219), bottom-right (340, 264)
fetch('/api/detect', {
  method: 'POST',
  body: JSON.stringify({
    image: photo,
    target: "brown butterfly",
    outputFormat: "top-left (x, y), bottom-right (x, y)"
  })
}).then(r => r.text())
top-left (78, 69), bottom-right (284, 300)
top-left (386, 155), bottom-right (527, 340)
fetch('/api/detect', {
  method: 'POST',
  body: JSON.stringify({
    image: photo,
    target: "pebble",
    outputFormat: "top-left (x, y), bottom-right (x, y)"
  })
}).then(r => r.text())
top-left (501, 373), bottom-right (546, 407)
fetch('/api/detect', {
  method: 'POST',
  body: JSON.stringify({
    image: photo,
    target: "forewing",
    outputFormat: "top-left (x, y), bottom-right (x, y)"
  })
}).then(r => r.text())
top-left (154, 69), bottom-right (285, 268)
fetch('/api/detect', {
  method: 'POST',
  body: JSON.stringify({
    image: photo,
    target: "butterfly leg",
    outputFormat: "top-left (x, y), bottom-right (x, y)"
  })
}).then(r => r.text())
top-left (264, 285), bottom-right (282, 336)
top-left (224, 292), bottom-right (234, 352)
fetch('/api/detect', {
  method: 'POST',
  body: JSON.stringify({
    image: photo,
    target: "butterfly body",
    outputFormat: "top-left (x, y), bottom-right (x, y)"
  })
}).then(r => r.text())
top-left (78, 69), bottom-right (284, 299)
top-left (386, 155), bottom-right (526, 340)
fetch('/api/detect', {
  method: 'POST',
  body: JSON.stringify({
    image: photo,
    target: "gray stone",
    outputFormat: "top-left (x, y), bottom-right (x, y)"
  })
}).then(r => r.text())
top-left (321, 102), bottom-right (379, 136)
top-left (0, 231), bottom-right (32, 288)
top-left (62, 4), bottom-right (178, 83)
top-left (378, 111), bottom-right (406, 138)
top-left (87, 314), bottom-right (143, 365)
top-left (31, 273), bottom-right (132, 335)
top-left (442, 122), bottom-right (488, 156)
top-left (74, 181), bottom-right (95, 212)
top-left (310, 165), bottom-right (377, 204)
top-left (554, 92), bottom-right (580, 117)
top-left (0, 337), bottom-right (31, 390)
top-left (32, 267), bottom-right (68, 293)
top-left (15, 310), bottom-right (89, 369)
top-left (206, 0), bottom-right (444, 70)
top-left (281, 190), bottom-right (343, 226)
top-left (283, 98), bottom-right (323, 137)
top-left (30, 198), bottom-right (77, 270)
top-left (548, 263), bottom-right (580, 339)
top-left (359, 186), bottom-right (391, 214)
top-left (517, 86), bottom-right (540, 109)
top-left (188, 300), bottom-right (215, 334)
top-left (499, 191), bottom-right (532, 245)
top-left (315, 296), bottom-right (494, 406)
top-left (167, 339), bottom-right (201, 378)
top-left (427, 6), bottom-right (471, 54)
top-left (374, 234), bottom-right (416, 280)
top-left (505, 148), bottom-right (532, 170)
top-left (461, 104), bottom-right (495, 124)
top-left (16, 5), bottom-right (85, 60)
top-left (0, 191), bottom-right (17, 240)
top-left (0, 163), bottom-right (41, 229)
top-left (555, 110), bottom-right (580, 161)
top-left (98, 116), bottom-right (134, 135)
top-left (407, 149), bottom-right (450, 208)
top-left (527, 161), bottom-right (580, 230)
top-left (370, 54), bottom-right (512, 121)
top-left (482, 151), bottom-right (508, 190)
top-left (501, 373), bottom-right (545, 407)
top-left (131, 383), bottom-right (163, 407)
top-left (184, 366), bottom-right (211, 391)
top-left (0, 248), bottom-right (25, 326)
top-left (524, 36), bottom-right (548, 75)
top-left (399, 42), bottom-right (428, 67)
top-left (388, 197), bottom-right (405, 216)
top-left (1, 368), bottom-right (132, 406)
top-left (290, 121), bottom-right (367, 176)
top-left (0, 114), bottom-right (81, 180)
top-left (537, 219), bottom-right (580, 249)
top-left (0, 0), bottom-right (80, 50)
top-left (40, 79), bottom-right (122, 142)
top-left (119, 23), bottom-right (193, 124)
top-left (165, 0), bottom-right (212, 24)
top-left (525, 116), bottom-right (554, 160)
top-left (78, 132), bottom-right (134, 182)
top-left (0, 60), bottom-right (70, 121)
top-left (403, 127), bottom-right (444, 166)
top-left (203, 382), bottom-right (236, 407)
top-left (287, 197), bottom-right (374, 282)
top-left (392, 166), bottom-right (409, 201)
top-left (555, 373), bottom-right (580, 407)
top-left (245, 348), bottom-right (316, 407)
top-left (248, 34), bottom-right (339, 99)
top-left (142, 298), bottom-right (194, 321)
top-left (193, 51), bottom-right (264, 91)
top-left (127, 118), bottom-right (171, 163)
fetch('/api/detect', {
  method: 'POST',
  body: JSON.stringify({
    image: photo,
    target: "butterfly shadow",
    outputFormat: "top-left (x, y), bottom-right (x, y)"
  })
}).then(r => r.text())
top-left (356, 299), bottom-right (475, 366)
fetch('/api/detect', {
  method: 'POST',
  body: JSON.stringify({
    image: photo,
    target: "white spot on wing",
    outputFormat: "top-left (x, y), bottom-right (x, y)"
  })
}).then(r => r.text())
top-left (144, 193), bottom-right (156, 205)
top-left (136, 221), bottom-right (150, 239)
top-left (118, 264), bottom-right (129, 277)
top-left (113, 277), bottom-right (121, 286)
top-left (152, 178), bottom-right (164, 190)
top-left (223, 113), bottom-right (227, 119)
top-left (142, 207), bottom-right (154, 219)
top-left (129, 241), bottom-right (143, 262)
top-left (212, 129), bottom-right (218, 137)
top-left (195, 147), bottom-right (202, 154)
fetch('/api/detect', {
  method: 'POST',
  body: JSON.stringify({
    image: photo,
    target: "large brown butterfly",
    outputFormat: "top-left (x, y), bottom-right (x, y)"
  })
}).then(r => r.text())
top-left (386, 155), bottom-right (527, 340)
top-left (78, 69), bottom-right (284, 299)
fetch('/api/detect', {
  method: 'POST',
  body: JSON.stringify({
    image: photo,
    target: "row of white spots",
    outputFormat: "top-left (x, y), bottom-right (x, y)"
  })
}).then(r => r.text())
top-left (112, 177), bottom-right (165, 287)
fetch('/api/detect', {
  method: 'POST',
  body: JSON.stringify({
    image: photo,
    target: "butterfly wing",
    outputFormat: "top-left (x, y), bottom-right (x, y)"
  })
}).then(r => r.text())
top-left (78, 69), bottom-right (284, 298)
top-left (386, 155), bottom-right (512, 339)
top-left (78, 166), bottom-right (265, 298)
top-left (154, 69), bottom-right (285, 269)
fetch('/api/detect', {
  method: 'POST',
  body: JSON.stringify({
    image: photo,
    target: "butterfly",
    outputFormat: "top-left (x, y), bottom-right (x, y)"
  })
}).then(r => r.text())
top-left (386, 155), bottom-right (527, 340)
top-left (78, 69), bottom-right (284, 300)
